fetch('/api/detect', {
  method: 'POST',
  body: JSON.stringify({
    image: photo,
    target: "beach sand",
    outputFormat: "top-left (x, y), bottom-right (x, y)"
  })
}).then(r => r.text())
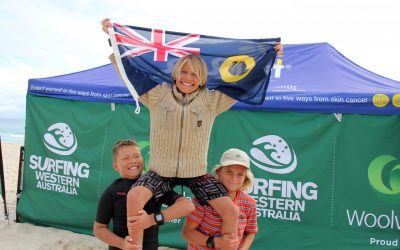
top-left (0, 142), bottom-right (179, 250)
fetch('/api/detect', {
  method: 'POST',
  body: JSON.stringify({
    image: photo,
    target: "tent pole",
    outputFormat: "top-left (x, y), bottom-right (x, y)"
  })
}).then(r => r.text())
top-left (0, 136), bottom-right (9, 222)
top-left (15, 146), bottom-right (24, 223)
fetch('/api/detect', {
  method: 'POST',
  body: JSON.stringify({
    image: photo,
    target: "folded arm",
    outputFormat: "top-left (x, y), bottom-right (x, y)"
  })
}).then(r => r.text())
top-left (93, 222), bottom-right (141, 250)
top-left (128, 196), bottom-right (194, 231)
top-left (182, 219), bottom-right (239, 250)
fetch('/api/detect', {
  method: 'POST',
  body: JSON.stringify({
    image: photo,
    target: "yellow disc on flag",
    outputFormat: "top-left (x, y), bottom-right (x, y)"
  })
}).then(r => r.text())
top-left (219, 55), bottom-right (256, 83)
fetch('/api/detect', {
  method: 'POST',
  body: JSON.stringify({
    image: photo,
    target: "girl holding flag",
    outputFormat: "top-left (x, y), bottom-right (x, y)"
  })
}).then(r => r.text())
top-left (101, 18), bottom-right (282, 249)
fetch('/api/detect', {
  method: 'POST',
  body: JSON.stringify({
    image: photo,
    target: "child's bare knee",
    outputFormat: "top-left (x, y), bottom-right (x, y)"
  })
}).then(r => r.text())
top-left (127, 186), bottom-right (152, 209)
top-left (127, 188), bottom-right (141, 204)
top-left (126, 189), bottom-right (139, 202)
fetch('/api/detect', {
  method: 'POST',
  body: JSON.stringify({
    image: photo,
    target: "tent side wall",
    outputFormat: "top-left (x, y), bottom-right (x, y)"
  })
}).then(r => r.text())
top-left (18, 94), bottom-right (400, 249)
top-left (18, 95), bottom-right (150, 234)
top-left (211, 109), bottom-right (400, 249)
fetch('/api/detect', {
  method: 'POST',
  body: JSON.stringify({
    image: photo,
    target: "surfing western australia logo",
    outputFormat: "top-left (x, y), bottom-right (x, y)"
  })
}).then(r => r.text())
top-left (368, 155), bottom-right (400, 203)
top-left (29, 122), bottom-right (88, 196)
top-left (249, 135), bottom-right (297, 174)
top-left (43, 123), bottom-right (77, 156)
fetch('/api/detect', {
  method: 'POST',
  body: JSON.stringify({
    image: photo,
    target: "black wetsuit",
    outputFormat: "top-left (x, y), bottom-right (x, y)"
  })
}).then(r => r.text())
top-left (95, 178), bottom-right (181, 250)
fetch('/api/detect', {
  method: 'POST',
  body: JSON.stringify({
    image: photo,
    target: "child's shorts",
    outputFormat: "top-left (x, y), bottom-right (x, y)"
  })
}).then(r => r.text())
top-left (133, 171), bottom-right (228, 205)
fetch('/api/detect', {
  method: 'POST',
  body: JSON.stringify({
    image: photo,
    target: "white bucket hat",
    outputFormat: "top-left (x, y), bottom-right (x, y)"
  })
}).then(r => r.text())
top-left (219, 148), bottom-right (250, 169)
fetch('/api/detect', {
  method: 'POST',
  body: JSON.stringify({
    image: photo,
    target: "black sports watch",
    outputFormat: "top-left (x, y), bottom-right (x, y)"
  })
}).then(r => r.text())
top-left (206, 236), bottom-right (215, 249)
top-left (154, 211), bottom-right (164, 225)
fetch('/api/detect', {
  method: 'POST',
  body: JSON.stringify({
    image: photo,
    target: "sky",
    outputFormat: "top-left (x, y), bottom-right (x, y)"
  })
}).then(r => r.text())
top-left (0, 0), bottom-right (399, 119)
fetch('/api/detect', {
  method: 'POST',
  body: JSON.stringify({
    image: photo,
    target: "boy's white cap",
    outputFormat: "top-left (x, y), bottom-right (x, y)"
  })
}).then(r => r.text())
top-left (220, 148), bottom-right (250, 169)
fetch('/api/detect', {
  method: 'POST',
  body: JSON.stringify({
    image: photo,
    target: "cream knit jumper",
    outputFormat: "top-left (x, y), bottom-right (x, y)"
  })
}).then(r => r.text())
top-left (140, 83), bottom-right (236, 178)
top-left (110, 54), bottom-right (236, 178)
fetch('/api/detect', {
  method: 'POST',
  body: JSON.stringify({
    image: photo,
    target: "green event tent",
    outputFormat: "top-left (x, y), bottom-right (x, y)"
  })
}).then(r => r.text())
top-left (19, 43), bottom-right (400, 249)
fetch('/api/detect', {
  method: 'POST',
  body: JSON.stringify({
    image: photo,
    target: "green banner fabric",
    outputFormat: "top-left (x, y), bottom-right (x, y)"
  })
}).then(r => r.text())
top-left (210, 110), bottom-right (400, 249)
top-left (18, 95), bottom-right (151, 234)
top-left (18, 95), bottom-right (400, 249)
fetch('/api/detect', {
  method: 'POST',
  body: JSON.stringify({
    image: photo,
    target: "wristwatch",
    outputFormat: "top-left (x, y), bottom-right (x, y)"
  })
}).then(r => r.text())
top-left (154, 211), bottom-right (164, 225)
top-left (206, 236), bottom-right (215, 249)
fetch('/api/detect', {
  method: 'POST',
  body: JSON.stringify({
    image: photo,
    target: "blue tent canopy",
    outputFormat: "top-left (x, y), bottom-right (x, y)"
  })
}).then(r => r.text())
top-left (28, 43), bottom-right (400, 115)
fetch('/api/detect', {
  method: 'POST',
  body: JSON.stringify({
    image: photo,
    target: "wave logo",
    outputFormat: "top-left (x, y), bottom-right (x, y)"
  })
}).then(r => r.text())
top-left (43, 123), bottom-right (77, 156)
top-left (250, 135), bottom-right (297, 174)
top-left (368, 155), bottom-right (400, 203)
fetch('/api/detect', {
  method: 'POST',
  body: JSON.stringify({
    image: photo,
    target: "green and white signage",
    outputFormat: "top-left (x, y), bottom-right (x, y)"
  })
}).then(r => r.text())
top-left (18, 95), bottom-right (400, 249)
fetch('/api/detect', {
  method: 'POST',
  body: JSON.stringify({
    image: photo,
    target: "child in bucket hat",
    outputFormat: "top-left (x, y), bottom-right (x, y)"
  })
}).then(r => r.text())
top-left (183, 148), bottom-right (258, 250)
top-left (212, 148), bottom-right (254, 192)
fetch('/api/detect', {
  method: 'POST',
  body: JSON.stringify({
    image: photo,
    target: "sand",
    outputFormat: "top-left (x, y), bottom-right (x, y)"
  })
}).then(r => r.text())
top-left (0, 142), bottom-right (178, 250)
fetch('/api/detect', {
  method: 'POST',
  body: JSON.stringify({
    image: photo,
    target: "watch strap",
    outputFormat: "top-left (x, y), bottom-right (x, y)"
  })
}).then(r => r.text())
top-left (206, 235), bottom-right (215, 249)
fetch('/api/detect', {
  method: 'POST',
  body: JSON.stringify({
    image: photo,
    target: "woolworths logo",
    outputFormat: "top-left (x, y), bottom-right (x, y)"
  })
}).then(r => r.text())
top-left (249, 135), bottom-right (297, 174)
top-left (368, 155), bottom-right (400, 203)
top-left (43, 123), bottom-right (77, 156)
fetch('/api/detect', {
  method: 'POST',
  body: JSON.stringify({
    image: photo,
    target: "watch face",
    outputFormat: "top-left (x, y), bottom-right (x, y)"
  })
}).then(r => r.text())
top-left (155, 212), bottom-right (164, 224)
top-left (206, 236), bottom-right (215, 248)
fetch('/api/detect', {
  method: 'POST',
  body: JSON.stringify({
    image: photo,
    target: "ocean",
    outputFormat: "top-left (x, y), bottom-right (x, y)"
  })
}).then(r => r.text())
top-left (0, 117), bottom-right (25, 144)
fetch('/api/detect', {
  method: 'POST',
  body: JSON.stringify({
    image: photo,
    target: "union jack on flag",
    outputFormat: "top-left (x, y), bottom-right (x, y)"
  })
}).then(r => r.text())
top-left (113, 23), bottom-right (200, 62)
top-left (109, 23), bottom-right (280, 109)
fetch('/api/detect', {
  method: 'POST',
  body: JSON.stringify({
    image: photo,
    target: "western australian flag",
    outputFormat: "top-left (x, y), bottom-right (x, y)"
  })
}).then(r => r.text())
top-left (109, 23), bottom-right (280, 107)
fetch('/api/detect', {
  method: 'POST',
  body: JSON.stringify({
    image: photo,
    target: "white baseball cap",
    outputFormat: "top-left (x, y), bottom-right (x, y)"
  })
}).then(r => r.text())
top-left (219, 148), bottom-right (250, 169)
